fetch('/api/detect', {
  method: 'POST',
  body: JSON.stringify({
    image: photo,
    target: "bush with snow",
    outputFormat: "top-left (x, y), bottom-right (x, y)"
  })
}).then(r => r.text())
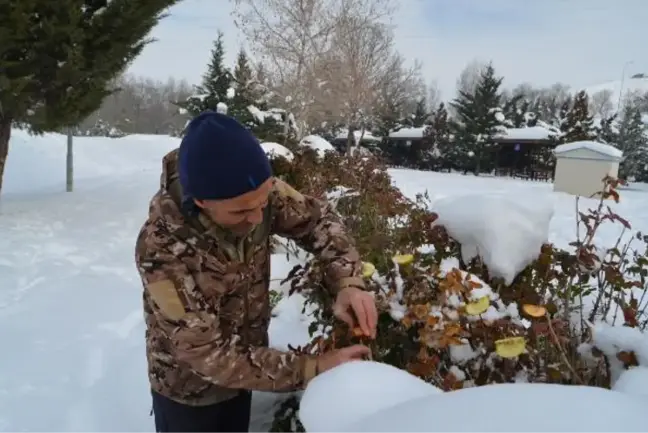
top-left (299, 360), bottom-right (647, 432)
top-left (269, 148), bottom-right (648, 432)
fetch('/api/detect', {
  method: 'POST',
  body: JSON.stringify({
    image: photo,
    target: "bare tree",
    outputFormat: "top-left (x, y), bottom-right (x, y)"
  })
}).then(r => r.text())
top-left (79, 74), bottom-right (192, 136)
top-left (315, 6), bottom-right (418, 151)
top-left (456, 59), bottom-right (488, 95)
top-left (231, 0), bottom-right (397, 138)
top-left (590, 89), bottom-right (614, 118)
top-left (427, 79), bottom-right (442, 111)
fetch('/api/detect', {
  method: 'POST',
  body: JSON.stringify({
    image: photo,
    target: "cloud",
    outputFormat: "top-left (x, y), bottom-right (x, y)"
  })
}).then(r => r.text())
top-left (127, 0), bottom-right (648, 100)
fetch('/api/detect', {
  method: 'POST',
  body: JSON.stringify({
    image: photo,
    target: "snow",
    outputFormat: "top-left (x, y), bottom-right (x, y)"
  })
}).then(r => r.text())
top-left (338, 382), bottom-right (647, 432)
top-left (612, 367), bottom-right (648, 399)
top-left (299, 361), bottom-right (441, 432)
top-left (388, 125), bottom-right (558, 141)
top-left (555, 140), bottom-right (624, 160)
top-left (584, 76), bottom-right (648, 101)
top-left (334, 129), bottom-right (381, 142)
top-left (432, 193), bottom-right (554, 285)
top-left (298, 135), bottom-right (335, 158)
top-left (260, 142), bottom-right (294, 162)
top-left (494, 125), bottom-right (557, 141)
top-left (389, 127), bottom-right (426, 139)
top-left (2, 129), bottom-right (648, 431)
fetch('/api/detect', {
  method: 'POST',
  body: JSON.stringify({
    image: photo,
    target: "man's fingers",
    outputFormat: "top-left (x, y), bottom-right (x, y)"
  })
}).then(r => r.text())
top-left (362, 296), bottom-right (378, 338)
top-left (351, 297), bottom-right (370, 336)
top-left (334, 304), bottom-right (355, 327)
top-left (341, 344), bottom-right (371, 359)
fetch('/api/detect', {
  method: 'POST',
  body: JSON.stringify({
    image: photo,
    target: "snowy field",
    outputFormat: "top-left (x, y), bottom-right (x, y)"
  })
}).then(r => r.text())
top-left (1, 130), bottom-right (648, 431)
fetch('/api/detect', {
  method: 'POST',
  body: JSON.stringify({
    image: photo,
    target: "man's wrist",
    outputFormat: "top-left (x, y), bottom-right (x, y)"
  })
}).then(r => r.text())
top-left (335, 276), bottom-right (366, 293)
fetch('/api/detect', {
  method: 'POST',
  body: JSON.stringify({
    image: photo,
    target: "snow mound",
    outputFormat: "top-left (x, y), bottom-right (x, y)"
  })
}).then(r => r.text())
top-left (590, 322), bottom-right (648, 383)
top-left (555, 140), bottom-right (623, 160)
top-left (343, 382), bottom-right (647, 432)
top-left (260, 142), bottom-right (294, 162)
top-left (432, 193), bottom-right (554, 285)
top-left (299, 135), bottom-right (335, 158)
top-left (613, 367), bottom-right (648, 399)
top-left (299, 360), bottom-right (442, 432)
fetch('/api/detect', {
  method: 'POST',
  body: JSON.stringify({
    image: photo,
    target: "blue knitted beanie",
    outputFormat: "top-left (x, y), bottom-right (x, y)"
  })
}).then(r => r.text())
top-left (178, 111), bottom-right (272, 202)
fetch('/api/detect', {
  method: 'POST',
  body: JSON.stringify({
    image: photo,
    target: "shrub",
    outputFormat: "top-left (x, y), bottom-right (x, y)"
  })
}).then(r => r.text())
top-left (269, 148), bottom-right (648, 432)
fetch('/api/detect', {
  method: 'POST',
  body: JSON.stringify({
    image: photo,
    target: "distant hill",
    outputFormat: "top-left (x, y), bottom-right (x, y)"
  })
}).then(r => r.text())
top-left (582, 76), bottom-right (648, 99)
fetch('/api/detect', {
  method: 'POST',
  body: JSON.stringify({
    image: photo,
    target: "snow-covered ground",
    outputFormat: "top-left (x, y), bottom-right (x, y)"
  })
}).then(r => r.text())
top-left (1, 130), bottom-right (648, 431)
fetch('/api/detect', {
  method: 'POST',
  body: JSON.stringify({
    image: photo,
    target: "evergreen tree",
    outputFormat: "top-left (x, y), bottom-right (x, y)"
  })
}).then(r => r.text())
top-left (450, 63), bottom-right (505, 174)
top-left (228, 48), bottom-right (258, 127)
top-left (404, 98), bottom-right (428, 128)
top-left (179, 31), bottom-right (233, 118)
top-left (616, 103), bottom-right (648, 180)
top-left (560, 90), bottom-right (596, 143)
top-left (596, 114), bottom-right (619, 145)
top-left (0, 0), bottom-right (178, 193)
top-left (422, 103), bottom-right (454, 171)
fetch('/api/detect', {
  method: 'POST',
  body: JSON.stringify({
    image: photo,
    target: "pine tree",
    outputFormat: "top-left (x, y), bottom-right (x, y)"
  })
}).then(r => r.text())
top-left (422, 103), bottom-right (454, 170)
top-left (178, 31), bottom-right (233, 118)
top-left (405, 98), bottom-right (429, 128)
top-left (560, 90), bottom-right (596, 143)
top-left (228, 48), bottom-right (257, 127)
top-left (616, 103), bottom-right (648, 180)
top-left (0, 0), bottom-right (178, 194)
top-left (450, 63), bottom-right (505, 174)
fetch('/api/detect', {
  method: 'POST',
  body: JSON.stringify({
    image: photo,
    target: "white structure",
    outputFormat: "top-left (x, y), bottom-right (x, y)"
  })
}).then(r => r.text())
top-left (553, 141), bottom-right (623, 197)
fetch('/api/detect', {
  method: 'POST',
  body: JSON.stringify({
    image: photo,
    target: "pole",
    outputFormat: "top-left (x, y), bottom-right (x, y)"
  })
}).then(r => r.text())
top-left (616, 60), bottom-right (634, 113)
top-left (66, 128), bottom-right (73, 192)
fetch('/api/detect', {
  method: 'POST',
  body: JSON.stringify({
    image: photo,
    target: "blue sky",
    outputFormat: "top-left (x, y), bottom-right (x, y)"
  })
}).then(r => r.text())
top-left (127, 0), bottom-right (648, 99)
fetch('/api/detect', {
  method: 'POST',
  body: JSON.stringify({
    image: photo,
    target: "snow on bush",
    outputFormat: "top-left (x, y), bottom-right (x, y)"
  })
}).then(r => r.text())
top-left (299, 361), bottom-right (441, 432)
top-left (432, 194), bottom-right (554, 285)
top-left (267, 147), bottom-right (648, 432)
top-left (337, 382), bottom-right (646, 432)
top-left (261, 142), bottom-right (294, 162)
top-left (298, 135), bottom-right (335, 158)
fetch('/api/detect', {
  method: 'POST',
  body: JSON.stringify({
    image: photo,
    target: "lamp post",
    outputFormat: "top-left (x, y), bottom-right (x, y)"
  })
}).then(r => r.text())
top-left (616, 60), bottom-right (634, 112)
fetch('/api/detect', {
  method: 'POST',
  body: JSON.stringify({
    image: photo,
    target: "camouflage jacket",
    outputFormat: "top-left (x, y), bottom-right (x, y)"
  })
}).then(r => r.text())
top-left (134, 149), bottom-right (365, 406)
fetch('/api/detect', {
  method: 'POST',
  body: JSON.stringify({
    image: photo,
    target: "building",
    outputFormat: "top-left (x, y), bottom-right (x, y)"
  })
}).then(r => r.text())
top-left (553, 141), bottom-right (623, 197)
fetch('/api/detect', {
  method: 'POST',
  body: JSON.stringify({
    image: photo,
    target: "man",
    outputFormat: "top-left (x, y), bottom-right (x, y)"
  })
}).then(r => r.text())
top-left (135, 111), bottom-right (378, 432)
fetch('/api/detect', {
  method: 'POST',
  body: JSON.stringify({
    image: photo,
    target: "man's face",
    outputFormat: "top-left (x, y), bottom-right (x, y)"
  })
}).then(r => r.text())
top-left (194, 178), bottom-right (273, 236)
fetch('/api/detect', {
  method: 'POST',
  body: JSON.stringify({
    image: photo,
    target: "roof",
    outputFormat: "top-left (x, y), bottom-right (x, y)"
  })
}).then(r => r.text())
top-left (387, 124), bottom-right (558, 141)
top-left (554, 140), bottom-right (623, 160)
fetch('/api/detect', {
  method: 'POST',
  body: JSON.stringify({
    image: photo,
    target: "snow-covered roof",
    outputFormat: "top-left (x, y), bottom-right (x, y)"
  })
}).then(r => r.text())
top-left (494, 125), bottom-right (557, 141)
top-left (334, 130), bottom-right (381, 142)
top-left (388, 125), bottom-right (558, 141)
top-left (389, 127), bottom-right (426, 139)
top-left (554, 140), bottom-right (623, 160)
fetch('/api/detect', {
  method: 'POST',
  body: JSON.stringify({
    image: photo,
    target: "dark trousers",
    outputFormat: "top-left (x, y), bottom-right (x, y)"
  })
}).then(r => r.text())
top-left (151, 390), bottom-right (252, 432)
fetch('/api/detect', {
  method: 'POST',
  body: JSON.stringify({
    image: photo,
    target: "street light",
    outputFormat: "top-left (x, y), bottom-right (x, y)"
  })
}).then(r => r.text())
top-left (616, 60), bottom-right (635, 112)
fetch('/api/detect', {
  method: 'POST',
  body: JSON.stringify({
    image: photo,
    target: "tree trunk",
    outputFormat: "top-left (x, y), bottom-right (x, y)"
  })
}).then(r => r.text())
top-left (0, 117), bottom-right (11, 197)
top-left (66, 129), bottom-right (74, 192)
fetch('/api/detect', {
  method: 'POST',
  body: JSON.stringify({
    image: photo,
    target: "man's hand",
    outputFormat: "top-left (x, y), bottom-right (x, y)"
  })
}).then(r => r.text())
top-left (333, 286), bottom-right (378, 338)
top-left (316, 345), bottom-right (371, 374)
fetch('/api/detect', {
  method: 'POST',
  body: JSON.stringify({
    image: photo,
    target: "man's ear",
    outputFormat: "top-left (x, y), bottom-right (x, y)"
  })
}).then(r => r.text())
top-left (193, 198), bottom-right (205, 209)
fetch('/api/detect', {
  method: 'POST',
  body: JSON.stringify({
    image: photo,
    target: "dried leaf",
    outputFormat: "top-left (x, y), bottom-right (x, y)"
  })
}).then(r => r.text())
top-left (361, 262), bottom-right (376, 278)
top-left (494, 337), bottom-right (526, 358)
top-left (393, 254), bottom-right (415, 265)
top-left (465, 296), bottom-right (490, 316)
top-left (522, 304), bottom-right (547, 318)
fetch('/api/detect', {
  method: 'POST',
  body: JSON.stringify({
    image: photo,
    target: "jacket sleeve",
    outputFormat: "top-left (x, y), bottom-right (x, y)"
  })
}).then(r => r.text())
top-left (137, 244), bottom-right (318, 392)
top-left (270, 178), bottom-right (365, 294)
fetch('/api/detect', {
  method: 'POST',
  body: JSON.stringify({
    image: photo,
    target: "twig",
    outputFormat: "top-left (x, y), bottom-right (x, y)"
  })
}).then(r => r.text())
top-left (546, 312), bottom-right (583, 384)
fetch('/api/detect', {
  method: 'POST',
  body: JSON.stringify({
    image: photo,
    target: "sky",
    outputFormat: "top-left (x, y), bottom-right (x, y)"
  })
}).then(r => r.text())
top-left (127, 0), bottom-right (648, 100)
